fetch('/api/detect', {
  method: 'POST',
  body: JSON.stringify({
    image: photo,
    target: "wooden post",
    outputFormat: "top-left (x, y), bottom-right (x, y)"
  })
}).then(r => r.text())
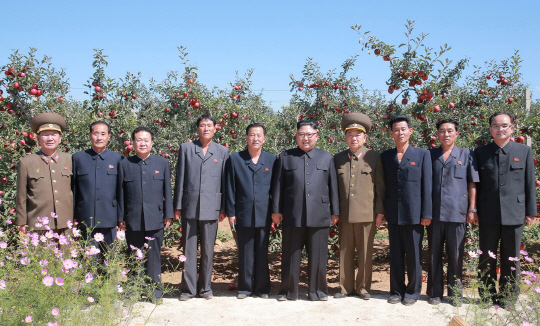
top-left (525, 88), bottom-right (532, 147)
top-left (449, 316), bottom-right (469, 326)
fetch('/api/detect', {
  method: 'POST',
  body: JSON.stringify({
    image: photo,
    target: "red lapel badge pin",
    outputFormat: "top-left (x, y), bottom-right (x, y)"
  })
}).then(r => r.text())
top-left (365, 163), bottom-right (369, 167)
top-left (64, 167), bottom-right (68, 170)
top-left (410, 162), bottom-right (416, 166)
top-left (265, 167), bottom-right (269, 171)
top-left (155, 170), bottom-right (160, 174)
top-left (36, 168), bottom-right (41, 173)
top-left (213, 159), bottom-right (218, 163)
top-left (457, 161), bottom-right (463, 165)
top-left (514, 158), bottom-right (519, 162)
top-left (109, 165), bottom-right (114, 169)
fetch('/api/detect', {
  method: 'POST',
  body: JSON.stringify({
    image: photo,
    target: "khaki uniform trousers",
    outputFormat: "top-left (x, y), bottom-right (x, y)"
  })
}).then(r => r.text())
top-left (338, 220), bottom-right (376, 294)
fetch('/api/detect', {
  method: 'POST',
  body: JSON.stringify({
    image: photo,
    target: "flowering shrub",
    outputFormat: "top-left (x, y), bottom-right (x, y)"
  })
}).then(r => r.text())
top-left (0, 215), bottom-right (154, 326)
top-left (441, 248), bottom-right (540, 326)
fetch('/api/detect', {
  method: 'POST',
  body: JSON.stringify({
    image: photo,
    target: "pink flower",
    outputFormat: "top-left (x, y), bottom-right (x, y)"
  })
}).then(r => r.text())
top-left (94, 233), bottom-right (104, 242)
top-left (0, 279), bottom-right (6, 289)
top-left (72, 228), bottom-right (81, 237)
top-left (120, 269), bottom-right (129, 277)
top-left (51, 212), bottom-right (58, 219)
top-left (62, 259), bottom-right (75, 270)
top-left (136, 249), bottom-right (144, 260)
top-left (488, 250), bottom-right (496, 259)
top-left (70, 248), bottom-right (78, 258)
top-left (41, 269), bottom-right (47, 275)
top-left (51, 307), bottom-right (59, 316)
top-left (116, 230), bottom-right (126, 241)
top-left (6, 219), bottom-right (12, 225)
top-left (535, 287), bottom-right (540, 294)
top-left (39, 260), bottom-right (48, 267)
top-left (144, 236), bottom-right (155, 241)
top-left (20, 257), bottom-right (30, 265)
top-left (179, 255), bottom-right (186, 262)
top-left (85, 272), bottom-right (93, 283)
top-left (67, 220), bottom-right (73, 228)
top-left (25, 315), bottom-right (33, 323)
top-left (520, 250), bottom-right (528, 256)
top-left (55, 277), bottom-right (64, 286)
top-left (87, 296), bottom-right (95, 302)
top-left (116, 285), bottom-right (123, 293)
top-left (525, 256), bottom-right (534, 263)
top-left (509, 257), bottom-right (520, 261)
top-left (42, 276), bottom-right (54, 286)
top-left (477, 249), bottom-right (483, 255)
top-left (0, 242), bottom-right (7, 249)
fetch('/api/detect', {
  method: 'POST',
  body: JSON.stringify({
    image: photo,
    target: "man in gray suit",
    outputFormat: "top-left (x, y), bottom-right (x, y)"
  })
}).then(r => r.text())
top-left (427, 118), bottom-right (479, 306)
top-left (272, 120), bottom-right (339, 302)
top-left (474, 112), bottom-right (537, 308)
top-left (175, 114), bottom-right (229, 301)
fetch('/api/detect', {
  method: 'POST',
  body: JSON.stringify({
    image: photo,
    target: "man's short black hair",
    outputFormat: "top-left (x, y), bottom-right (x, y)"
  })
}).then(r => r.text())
top-left (89, 121), bottom-right (111, 134)
top-left (246, 123), bottom-right (267, 136)
top-left (196, 114), bottom-right (217, 127)
top-left (436, 118), bottom-right (459, 131)
top-left (296, 120), bottom-right (318, 130)
top-left (489, 112), bottom-right (514, 126)
top-left (131, 127), bottom-right (155, 141)
top-left (388, 115), bottom-right (411, 129)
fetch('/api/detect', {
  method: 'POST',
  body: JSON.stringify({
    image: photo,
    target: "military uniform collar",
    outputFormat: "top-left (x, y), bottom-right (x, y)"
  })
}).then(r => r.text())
top-left (493, 140), bottom-right (511, 155)
top-left (297, 147), bottom-right (316, 158)
top-left (38, 149), bottom-right (60, 164)
top-left (348, 147), bottom-right (365, 161)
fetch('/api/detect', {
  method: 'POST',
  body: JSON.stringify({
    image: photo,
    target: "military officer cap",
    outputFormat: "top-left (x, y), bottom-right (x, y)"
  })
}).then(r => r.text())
top-left (30, 112), bottom-right (67, 134)
top-left (341, 112), bottom-right (372, 133)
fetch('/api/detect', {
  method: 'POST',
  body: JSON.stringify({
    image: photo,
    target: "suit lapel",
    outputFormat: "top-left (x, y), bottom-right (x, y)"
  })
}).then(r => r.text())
top-left (398, 147), bottom-right (411, 168)
top-left (194, 140), bottom-right (205, 160)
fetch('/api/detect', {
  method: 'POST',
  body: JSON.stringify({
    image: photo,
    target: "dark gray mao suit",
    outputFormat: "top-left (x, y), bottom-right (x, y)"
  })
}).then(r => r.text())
top-left (225, 150), bottom-right (277, 296)
top-left (427, 146), bottom-right (479, 299)
top-left (381, 146), bottom-right (432, 300)
top-left (118, 154), bottom-right (174, 299)
top-left (475, 141), bottom-right (537, 302)
top-left (174, 140), bottom-right (229, 297)
top-left (271, 147), bottom-right (339, 301)
top-left (73, 148), bottom-right (123, 245)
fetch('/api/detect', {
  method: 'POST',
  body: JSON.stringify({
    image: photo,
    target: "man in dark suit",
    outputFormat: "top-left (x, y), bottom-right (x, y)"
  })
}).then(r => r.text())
top-left (380, 115), bottom-right (432, 306)
top-left (118, 127), bottom-right (173, 301)
top-left (272, 120), bottom-right (339, 302)
top-left (225, 123), bottom-right (276, 299)
top-left (73, 121), bottom-right (123, 246)
top-left (174, 114), bottom-right (229, 301)
top-left (427, 118), bottom-right (479, 306)
top-left (474, 112), bottom-right (537, 308)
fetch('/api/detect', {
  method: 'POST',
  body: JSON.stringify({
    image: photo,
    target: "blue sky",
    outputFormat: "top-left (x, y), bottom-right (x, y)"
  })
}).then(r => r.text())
top-left (2, 1), bottom-right (538, 110)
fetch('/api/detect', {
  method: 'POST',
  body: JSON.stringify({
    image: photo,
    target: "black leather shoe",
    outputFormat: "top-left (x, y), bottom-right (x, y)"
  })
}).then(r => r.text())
top-left (319, 295), bottom-right (329, 301)
top-left (359, 293), bottom-right (371, 300)
top-left (257, 294), bottom-right (269, 299)
top-left (428, 297), bottom-right (441, 305)
top-left (402, 298), bottom-right (417, 306)
top-left (200, 293), bottom-right (213, 300)
top-left (277, 295), bottom-right (287, 301)
top-left (179, 293), bottom-right (193, 301)
top-left (334, 293), bottom-right (347, 299)
top-left (387, 295), bottom-right (401, 304)
top-left (237, 293), bottom-right (248, 299)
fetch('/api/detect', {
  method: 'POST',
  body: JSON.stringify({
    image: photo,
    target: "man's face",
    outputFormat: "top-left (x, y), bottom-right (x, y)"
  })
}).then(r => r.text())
top-left (133, 131), bottom-right (153, 157)
top-left (489, 114), bottom-right (514, 143)
top-left (245, 126), bottom-right (266, 151)
top-left (436, 123), bottom-right (459, 147)
top-left (197, 119), bottom-right (215, 141)
top-left (391, 121), bottom-right (413, 146)
top-left (345, 129), bottom-right (366, 152)
top-left (37, 130), bottom-right (61, 152)
top-left (296, 125), bottom-right (319, 152)
top-left (89, 123), bottom-right (111, 152)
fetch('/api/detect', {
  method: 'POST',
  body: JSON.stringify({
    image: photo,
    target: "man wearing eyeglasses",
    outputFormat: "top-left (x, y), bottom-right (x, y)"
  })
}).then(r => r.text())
top-left (474, 112), bottom-right (537, 308)
top-left (272, 120), bottom-right (339, 301)
top-left (333, 113), bottom-right (385, 300)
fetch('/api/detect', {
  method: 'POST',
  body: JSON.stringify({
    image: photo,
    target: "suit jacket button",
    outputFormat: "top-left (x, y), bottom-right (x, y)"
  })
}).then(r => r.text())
top-left (307, 194), bottom-right (310, 197)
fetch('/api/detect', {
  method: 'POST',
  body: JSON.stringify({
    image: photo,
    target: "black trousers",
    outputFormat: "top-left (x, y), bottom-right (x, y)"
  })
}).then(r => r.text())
top-left (237, 225), bottom-right (271, 295)
top-left (180, 218), bottom-right (219, 296)
top-left (478, 223), bottom-right (524, 302)
top-left (126, 228), bottom-right (164, 299)
top-left (387, 223), bottom-right (424, 300)
top-left (279, 226), bottom-right (329, 301)
top-left (427, 221), bottom-right (466, 298)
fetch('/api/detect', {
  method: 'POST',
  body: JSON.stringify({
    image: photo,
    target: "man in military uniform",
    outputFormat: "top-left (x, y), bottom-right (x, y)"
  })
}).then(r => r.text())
top-left (272, 120), bottom-right (339, 302)
top-left (73, 121), bottom-right (123, 246)
top-left (334, 113), bottom-right (385, 300)
top-left (16, 112), bottom-right (73, 233)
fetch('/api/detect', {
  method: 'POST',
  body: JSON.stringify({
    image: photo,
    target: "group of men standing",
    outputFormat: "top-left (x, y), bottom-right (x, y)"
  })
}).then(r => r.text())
top-left (15, 110), bottom-right (537, 307)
